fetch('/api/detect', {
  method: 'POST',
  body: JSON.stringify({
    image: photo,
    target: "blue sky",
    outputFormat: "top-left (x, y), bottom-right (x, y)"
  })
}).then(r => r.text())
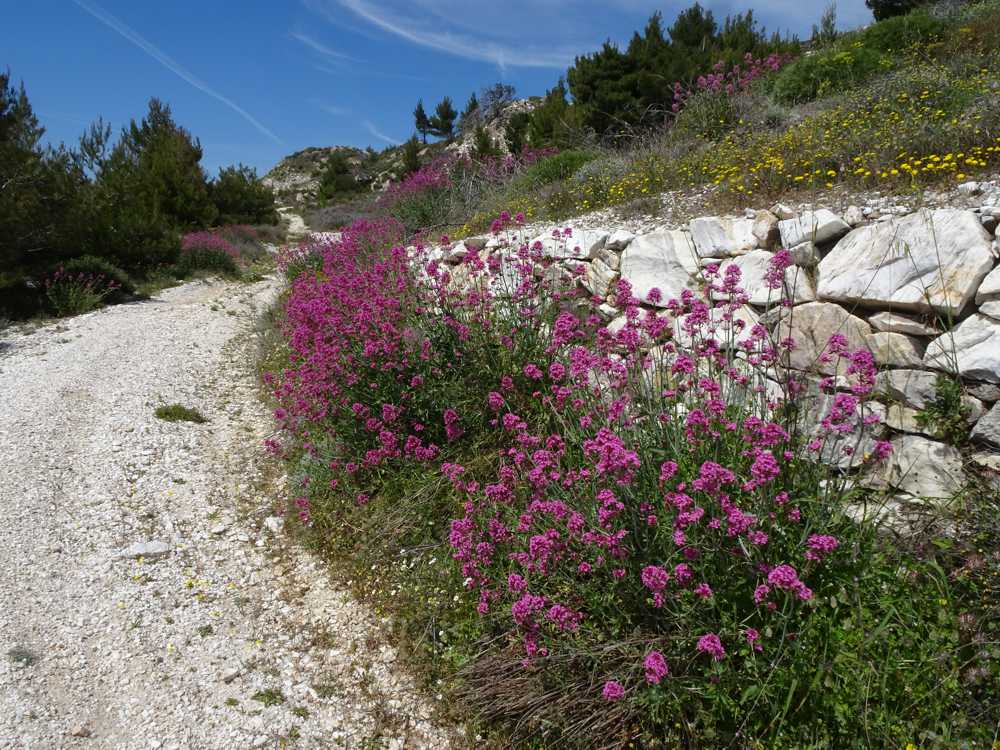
top-left (8, 0), bottom-right (874, 175)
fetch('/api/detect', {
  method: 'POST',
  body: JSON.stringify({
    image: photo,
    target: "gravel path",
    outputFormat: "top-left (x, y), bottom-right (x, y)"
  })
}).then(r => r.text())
top-left (0, 277), bottom-right (457, 749)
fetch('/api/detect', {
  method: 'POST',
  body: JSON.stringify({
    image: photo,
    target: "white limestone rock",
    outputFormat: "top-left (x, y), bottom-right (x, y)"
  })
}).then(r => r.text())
top-left (789, 241), bottom-right (819, 268)
top-left (673, 304), bottom-right (760, 351)
top-left (774, 302), bottom-right (871, 374)
top-left (843, 205), bottom-right (865, 227)
top-left (711, 250), bottom-right (815, 306)
top-left (778, 209), bottom-right (850, 248)
top-left (532, 227), bottom-right (610, 260)
top-left (583, 258), bottom-right (618, 299)
top-left (770, 202), bottom-right (796, 220)
top-left (924, 314), bottom-right (1000, 384)
top-left (875, 369), bottom-right (940, 410)
top-left (817, 209), bottom-right (994, 316)
top-left (976, 264), bottom-right (1000, 304)
top-left (752, 210), bottom-right (781, 250)
top-left (619, 229), bottom-right (701, 308)
top-left (689, 216), bottom-right (757, 257)
top-left (868, 312), bottom-right (941, 337)
top-left (981, 301), bottom-right (1000, 320)
top-left (863, 332), bottom-right (924, 368)
top-left (971, 402), bottom-right (1000, 449)
top-left (606, 229), bottom-right (636, 252)
top-left (882, 435), bottom-right (965, 500)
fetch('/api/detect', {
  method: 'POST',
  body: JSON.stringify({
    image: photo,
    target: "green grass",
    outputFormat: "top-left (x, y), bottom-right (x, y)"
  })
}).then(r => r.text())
top-left (154, 404), bottom-right (207, 424)
top-left (251, 688), bottom-right (285, 707)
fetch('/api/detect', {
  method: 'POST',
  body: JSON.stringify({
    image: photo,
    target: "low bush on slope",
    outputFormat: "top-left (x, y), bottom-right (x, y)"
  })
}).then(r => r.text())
top-left (266, 216), bottom-right (999, 748)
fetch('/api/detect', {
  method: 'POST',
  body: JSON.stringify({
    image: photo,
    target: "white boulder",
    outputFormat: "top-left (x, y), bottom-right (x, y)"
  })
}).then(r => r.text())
top-left (924, 314), bottom-right (1000, 383)
top-left (864, 332), bottom-right (924, 368)
top-left (774, 302), bottom-right (871, 374)
top-left (712, 250), bottom-right (815, 306)
top-left (583, 258), bottom-right (618, 299)
top-left (971, 402), bottom-right (1000, 448)
top-left (817, 209), bottom-right (994, 316)
top-left (882, 435), bottom-right (965, 500)
top-left (868, 312), bottom-right (941, 337)
top-left (778, 209), bottom-right (850, 248)
top-left (619, 230), bottom-right (700, 308)
top-left (689, 216), bottom-right (757, 257)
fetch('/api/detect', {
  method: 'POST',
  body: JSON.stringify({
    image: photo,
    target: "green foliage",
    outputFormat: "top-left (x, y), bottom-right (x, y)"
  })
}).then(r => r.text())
top-left (860, 9), bottom-right (946, 52)
top-left (768, 11), bottom-right (950, 108)
top-left (772, 46), bottom-right (887, 104)
top-left (43, 268), bottom-right (117, 317)
top-left (174, 247), bottom-right (239, 277)
top-left (504, 111), bottom-right (530, 155)
top-left (527, 79), bottom-right (585, 149)
top-left (566, 4), bottom-right (797, 135)
top-left (210, 164), bottom-right (277, 224)
top-left (812, 2), bottom-right (839, 46)
top-left (317, 151), bottom-right (362, 202)
top-left (430, 96), bottom-right (458, 140)
top-left (472, 125), bottom-right (500, 159)
top-left (154, 403), bottom-right (207, 423)
top-left (414, 99), bottom-right (431, 143)
top-left (460, 92), bottom-right (479, 132)
top-left (0, 72), bottom-right (89, 274)
top-left (519, 150), bottom-right (597, 187)
top-left (401, 136), bottom-right (421, 176)
top-left (60, 255), bottom-right (135, 296)
top-left (916, 375), bottom-right (972, 445)
top-left (866, 0), bottom-right (932, 22)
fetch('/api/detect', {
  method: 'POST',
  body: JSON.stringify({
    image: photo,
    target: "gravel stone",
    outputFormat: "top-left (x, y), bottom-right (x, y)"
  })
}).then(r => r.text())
top-left (0, 274), bottom-right (459, 748)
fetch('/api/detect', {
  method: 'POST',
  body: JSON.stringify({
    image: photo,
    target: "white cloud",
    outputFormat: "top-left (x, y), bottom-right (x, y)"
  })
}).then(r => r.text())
top-left (305, 0), bottom-right (578, 69)
top-left (317, 102), bottom-right (351, 116)
top-left (290, 31), bottom-right (363, 62)
top-left (73, 0), bottom-right (283, 145)
top-left (363, 120), bottom-right (401, 145)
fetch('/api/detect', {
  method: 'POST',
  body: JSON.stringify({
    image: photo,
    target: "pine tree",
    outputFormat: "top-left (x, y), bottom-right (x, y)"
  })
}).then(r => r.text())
top-left (413, 100), bottom-right (431, 143)
top-left (430, 97), bottom-right (458, 141)
top-left (459, 92), bottom-right (479, 131)
top-left (865, 0), bottom-right (928, 20)
top-left (472, 124), bottom-right (499, 159)
top-left (212, 164), bottom-right (277, 224)
top-left (812, 3), bottom-right (838, 45)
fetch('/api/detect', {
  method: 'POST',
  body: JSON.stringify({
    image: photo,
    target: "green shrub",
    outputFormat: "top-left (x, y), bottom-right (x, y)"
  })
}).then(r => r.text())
top-left (860, 10), bottom-right (946, 51)
top-left (60, 255), bottom-right (135, 296)
top-left (866, 0), bottom-right (933, 22)
top-left (671, 88), bottom-right (740, 140)
top-left (210, 164), bottom-right (278, 225)
top-left (42, 266), bottom-right (122, 316)
top-left (772, 46), bottom-right (889, 103)
top-left (519, 150), bottom-right (596, 187)
top-left (916, 375), bottom-right (972, 444)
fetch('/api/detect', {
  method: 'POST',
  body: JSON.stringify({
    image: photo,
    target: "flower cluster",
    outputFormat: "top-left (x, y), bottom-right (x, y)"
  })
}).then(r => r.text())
top-left (671, 52), bottom-right (795, 113)
top-left (270, 211), bottom-right (891, 713)
top-left (180, 230), bottom-right (242, 260)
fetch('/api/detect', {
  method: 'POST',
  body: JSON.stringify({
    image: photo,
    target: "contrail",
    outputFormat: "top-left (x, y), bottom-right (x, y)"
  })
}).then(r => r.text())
top-left (363, 120), bottom-right (401, 146)
top-left (73, 0), bottom-right (284, 145)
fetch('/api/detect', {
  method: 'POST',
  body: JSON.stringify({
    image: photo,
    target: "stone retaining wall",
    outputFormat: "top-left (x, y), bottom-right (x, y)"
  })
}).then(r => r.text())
top-left (435, 185), bottom-right (1000, 506)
